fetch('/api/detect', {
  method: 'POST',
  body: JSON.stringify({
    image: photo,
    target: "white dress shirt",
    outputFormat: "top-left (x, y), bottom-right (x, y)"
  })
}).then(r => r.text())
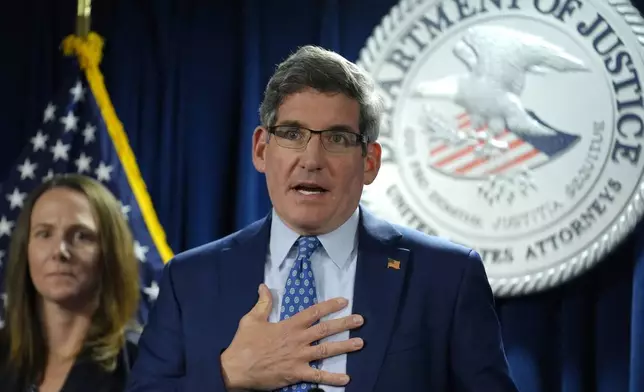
top-left (265, 208), bottom-right (359, 392)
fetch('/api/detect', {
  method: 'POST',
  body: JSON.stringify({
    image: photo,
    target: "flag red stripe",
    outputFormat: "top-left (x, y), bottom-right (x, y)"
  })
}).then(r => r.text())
top-left (430, 144), bottom-right (449, 155)
top-left (486, 149), bottom-right (540, 174)
top-left (434, 143), bottom-right (483, 167)
top-left (454, 137), bottom-right (524, 174)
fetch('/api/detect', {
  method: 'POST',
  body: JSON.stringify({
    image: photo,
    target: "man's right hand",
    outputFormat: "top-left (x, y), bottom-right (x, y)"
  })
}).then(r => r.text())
top-left (220, 283), bottom-right (364, 391)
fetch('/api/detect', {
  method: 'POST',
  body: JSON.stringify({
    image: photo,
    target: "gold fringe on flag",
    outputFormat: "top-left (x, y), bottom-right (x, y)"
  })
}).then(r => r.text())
top-left (62, 33), bottom-right (174, 263)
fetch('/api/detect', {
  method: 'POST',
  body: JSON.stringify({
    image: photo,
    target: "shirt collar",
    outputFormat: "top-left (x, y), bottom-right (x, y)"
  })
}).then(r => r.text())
top-left (269, 207), bottom-right (360, 270)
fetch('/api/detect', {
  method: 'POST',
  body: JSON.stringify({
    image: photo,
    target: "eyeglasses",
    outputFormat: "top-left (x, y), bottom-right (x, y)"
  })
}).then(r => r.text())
top-left (267, 125), bottom-right (367, 153)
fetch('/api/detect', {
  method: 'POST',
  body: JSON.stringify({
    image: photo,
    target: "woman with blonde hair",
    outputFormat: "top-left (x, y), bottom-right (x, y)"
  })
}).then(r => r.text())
top-left (0, 173), bottom-right (141, 392)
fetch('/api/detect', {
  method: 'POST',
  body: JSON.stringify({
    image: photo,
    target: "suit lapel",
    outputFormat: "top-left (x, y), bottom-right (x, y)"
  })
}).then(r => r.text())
top-left (346, 208), bottom-right (409, 392)
top-left (215, 215), bottom-right (271, 348)
top-left (190, 215), bottom-right (271, 390)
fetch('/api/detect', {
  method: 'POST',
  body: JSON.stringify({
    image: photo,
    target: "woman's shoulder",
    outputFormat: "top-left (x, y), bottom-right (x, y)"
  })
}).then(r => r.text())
top-left (0, 331), bottom-right (20, 392)
top-left (0, 330), bottom-right (11, 368)
top-left (120, 327), bottom-right (140, 372)
top-left (65, 330), bottom-right (141, 392)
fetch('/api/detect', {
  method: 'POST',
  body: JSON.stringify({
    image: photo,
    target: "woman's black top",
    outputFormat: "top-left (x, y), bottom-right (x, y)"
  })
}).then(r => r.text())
top-left (0, 337), bottom-right (138, 392)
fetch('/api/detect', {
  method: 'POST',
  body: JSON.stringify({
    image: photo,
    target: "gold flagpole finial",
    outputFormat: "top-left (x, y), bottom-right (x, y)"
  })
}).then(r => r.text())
top-left (76, 0), bottom-right (93, 37)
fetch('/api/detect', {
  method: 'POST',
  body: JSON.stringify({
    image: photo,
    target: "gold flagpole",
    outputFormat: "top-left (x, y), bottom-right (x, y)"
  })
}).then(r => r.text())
top-left (64, 0), bottom-right (175, 264)
top-left (76, 0), bottom-right (92, 37)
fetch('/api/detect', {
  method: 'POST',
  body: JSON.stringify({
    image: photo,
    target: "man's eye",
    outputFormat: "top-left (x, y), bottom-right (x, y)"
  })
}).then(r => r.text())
top-left (330, 134), bottom-right (347, 143)
top-left (277, 127), bottom-right (303, 140)
top-left (326, 132), bottom-right (357, 145)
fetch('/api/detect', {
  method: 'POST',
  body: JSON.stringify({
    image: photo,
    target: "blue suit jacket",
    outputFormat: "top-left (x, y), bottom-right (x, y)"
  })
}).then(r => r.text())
top-left (126, 208), bottom-right (519, 392)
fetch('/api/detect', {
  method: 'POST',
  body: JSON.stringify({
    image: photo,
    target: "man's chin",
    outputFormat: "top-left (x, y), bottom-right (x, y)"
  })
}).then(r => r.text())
top-left (282, 210), bottom-right (334, 235)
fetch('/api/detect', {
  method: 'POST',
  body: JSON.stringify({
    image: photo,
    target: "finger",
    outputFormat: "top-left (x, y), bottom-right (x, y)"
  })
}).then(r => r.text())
top-left (300, 315), bottom-right (364, 343)
top-left (298, 367), bottom-right (350, 387)
top-left (249, 283), bottom-right (273, 320)
top-left (287, 297), bottom-right (349, 328)
top-left (301, 338), bottom-right (364, 362)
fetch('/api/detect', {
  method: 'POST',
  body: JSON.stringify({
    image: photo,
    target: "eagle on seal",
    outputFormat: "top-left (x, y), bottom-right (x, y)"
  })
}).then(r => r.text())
top-left (414, 25), bottom-right (589, 151)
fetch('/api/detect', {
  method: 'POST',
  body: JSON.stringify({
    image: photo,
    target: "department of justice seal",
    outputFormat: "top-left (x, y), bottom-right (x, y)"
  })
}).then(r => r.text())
top-left (358, 0), bottom-right (644, 296)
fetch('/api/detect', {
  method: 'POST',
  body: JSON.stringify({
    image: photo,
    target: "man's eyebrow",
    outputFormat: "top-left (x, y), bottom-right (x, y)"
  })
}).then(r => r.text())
top-left (274, 120), bottom-right (302, 127)
top-left (326, 124), bottom-right (357, 133)
top-left (275, 120), bottom-right (357, 133)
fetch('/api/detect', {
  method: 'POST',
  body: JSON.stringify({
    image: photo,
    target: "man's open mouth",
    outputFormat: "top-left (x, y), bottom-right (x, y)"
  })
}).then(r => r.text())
top-left (293, 184), bottom-right (329, 195)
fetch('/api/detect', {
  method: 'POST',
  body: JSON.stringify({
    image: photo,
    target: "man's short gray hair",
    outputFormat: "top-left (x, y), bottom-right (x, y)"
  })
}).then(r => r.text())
top-left (259, 45), bottom-right (383, 143)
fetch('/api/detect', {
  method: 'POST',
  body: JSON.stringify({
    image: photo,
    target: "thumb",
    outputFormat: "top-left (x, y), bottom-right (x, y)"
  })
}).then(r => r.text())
top-left (250, 283), bottom-right (273, 320)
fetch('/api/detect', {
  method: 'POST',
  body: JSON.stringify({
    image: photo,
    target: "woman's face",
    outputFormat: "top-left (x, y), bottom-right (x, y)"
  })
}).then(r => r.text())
top-left (27, 187), bottom-right (101, 309)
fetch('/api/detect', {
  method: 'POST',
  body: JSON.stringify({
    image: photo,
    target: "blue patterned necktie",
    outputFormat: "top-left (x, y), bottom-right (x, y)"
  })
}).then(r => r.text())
top-left (279, 236), bottom-right (322, 392)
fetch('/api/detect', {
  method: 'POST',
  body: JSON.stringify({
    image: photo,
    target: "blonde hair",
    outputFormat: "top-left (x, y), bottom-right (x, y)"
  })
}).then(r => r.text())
top-left (1, 174), bottom-right (140, 385)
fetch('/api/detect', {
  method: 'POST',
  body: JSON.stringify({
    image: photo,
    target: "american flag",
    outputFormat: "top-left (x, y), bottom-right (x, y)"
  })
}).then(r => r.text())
top-left (0, 56), bottom-right (172, 327)
top-left (425, 111), bottom-right (581, 179)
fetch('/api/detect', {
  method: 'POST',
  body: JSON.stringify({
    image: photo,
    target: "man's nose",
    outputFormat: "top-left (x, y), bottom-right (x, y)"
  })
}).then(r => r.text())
top-left (299, 134), bottom-right (325, 171)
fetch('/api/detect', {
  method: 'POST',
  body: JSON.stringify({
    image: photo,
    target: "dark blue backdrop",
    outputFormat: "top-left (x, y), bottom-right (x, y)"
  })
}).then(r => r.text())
top-left (0, 1), bottom-right (642, 391)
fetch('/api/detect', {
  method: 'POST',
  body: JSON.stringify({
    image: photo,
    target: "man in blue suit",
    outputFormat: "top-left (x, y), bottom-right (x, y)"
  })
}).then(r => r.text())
top-left (127, 45), bottom-right (519, 392)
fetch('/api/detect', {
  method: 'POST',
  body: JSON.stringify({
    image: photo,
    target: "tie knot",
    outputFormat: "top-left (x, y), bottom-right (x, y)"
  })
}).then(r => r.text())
top-left (296, 236), bottom-right (321, 259)
top-left (297, 235), bottom-right (319, 244)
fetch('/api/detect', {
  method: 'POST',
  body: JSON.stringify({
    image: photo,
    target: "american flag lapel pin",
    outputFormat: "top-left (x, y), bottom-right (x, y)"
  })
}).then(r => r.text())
top-left (387, 258), bottom-right (401, 270)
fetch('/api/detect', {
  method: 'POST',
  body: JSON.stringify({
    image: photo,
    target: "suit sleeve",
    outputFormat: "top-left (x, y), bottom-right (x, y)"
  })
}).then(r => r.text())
top-left (125, 260), bottom-right (185, 392)
top-left (450, 250), bottom-right (519, 392)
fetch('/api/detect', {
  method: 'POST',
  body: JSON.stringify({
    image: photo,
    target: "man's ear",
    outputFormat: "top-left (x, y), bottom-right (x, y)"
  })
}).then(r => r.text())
top-left (363, 142), bottom-right (382, 185)
top-left (252, 126), bottom-right (269, 173)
